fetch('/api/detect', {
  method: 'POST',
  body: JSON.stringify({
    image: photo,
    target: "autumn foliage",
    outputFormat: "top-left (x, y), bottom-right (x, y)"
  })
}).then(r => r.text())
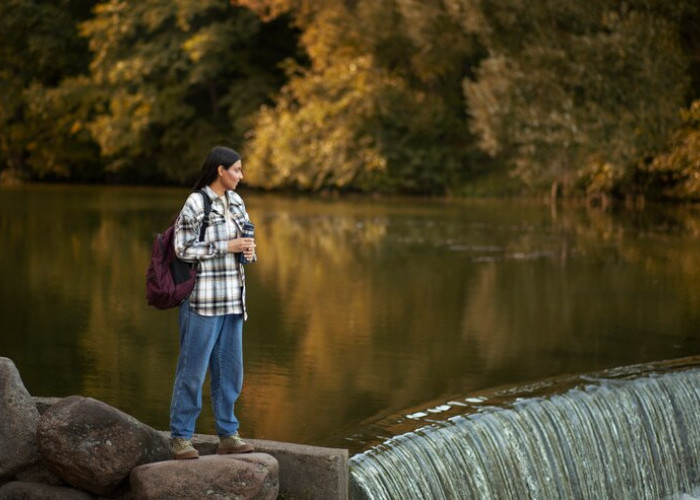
top-left (1, 0), bottom-right (699, 199)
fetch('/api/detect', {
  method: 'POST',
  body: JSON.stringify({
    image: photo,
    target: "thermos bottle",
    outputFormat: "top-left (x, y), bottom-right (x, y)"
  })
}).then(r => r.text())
top-left (238, 221), bottom-right (255, 264)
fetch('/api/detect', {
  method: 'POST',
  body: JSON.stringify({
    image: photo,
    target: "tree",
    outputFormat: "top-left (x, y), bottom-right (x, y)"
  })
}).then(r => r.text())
top-left (645, 100), bottom-right (700, 200)
top-left (461, 0), bottom-right (694, 200)
top-left (238, 0), bottom-right (485, 194)
top-left (80, 0), bottom-right (297, 183)
top-left (0, 0), bottom-right (96, 182)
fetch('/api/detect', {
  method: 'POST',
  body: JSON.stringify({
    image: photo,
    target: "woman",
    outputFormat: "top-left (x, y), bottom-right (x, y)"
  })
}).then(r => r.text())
top-left (169, 146), bottom-right (257, 459)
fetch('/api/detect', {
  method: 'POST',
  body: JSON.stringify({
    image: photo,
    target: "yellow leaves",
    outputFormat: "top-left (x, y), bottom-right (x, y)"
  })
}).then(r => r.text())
top-left (464, 55), bottom-right (515, 156)
top-left (301, 6), bottom-right (358, 71)
top-left (464, 1), bottom-right (693, 195)
top-left (89, 90), bottom-right (154, 158)
top-left (141, 1), bottom-right (174, 31)
top-left (182, 31), bottom-right (214, 63)
top-left (231, 0), bottom-right (295, 22)
top-left (243, 52), bottom-right (398, 191)
top-left (578, 160), bottom-right (617, 197)
top-left (680, 100), bottom-right (700, 127)
top-left (107, 58), bottom-right (144, 84)
top-left (647, 99), bottom-right (700, 199)
top-left (70, 121), bottom-right (83, 134)
top-left (173, 0), bottom-right (221, 30)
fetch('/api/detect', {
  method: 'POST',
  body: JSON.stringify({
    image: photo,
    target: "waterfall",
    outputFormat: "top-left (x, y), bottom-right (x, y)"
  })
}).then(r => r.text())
top-left (350, 368), bottom-right (700, 499)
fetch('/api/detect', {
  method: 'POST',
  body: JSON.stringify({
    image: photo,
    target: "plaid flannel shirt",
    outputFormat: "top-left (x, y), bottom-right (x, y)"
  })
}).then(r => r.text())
top-left (174, 186), bottom-right (256, 317)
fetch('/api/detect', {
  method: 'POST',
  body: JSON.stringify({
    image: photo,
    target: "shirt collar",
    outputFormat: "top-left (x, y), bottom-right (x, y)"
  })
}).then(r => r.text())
top-left (201, 186), bottom-right (243, 207)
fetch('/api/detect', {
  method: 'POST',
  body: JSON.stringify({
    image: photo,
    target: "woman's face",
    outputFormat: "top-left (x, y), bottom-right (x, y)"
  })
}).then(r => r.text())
top-left (220, 160), bottom-right (243, 191)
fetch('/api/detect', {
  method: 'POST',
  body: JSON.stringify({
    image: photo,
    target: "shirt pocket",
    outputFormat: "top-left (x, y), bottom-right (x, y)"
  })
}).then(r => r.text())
top-left (207, 211), bottom-right (226, 227)
top-left (203, 211), bottom-right (229, 240)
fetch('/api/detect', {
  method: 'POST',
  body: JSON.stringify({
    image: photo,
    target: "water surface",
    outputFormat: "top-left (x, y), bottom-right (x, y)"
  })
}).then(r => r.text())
top-left (1, 185), bottom-right (699, 453)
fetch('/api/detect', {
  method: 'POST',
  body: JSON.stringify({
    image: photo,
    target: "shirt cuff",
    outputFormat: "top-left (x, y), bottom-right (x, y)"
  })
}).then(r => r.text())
top-left (217, 240), bottom-right (229, 255)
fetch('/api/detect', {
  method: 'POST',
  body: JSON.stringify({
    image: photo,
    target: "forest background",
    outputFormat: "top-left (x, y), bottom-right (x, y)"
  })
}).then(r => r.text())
top-left (2, 0), bottom-right (700, 201)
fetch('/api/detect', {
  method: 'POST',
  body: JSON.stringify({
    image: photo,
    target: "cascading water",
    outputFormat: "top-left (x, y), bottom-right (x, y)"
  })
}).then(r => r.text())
top-left (350, 364), bottom-right (700, 499)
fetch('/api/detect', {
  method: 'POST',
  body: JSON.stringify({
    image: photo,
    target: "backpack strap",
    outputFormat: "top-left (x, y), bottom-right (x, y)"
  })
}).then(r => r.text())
top-left (196, 190), bottom-right (213, 242)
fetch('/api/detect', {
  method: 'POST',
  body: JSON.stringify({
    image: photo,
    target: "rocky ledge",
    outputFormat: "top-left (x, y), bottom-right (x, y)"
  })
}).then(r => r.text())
top-left (0, 356), bottom-right (278, 499)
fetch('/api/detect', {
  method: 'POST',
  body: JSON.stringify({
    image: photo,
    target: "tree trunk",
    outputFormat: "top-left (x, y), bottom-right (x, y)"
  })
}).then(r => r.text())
top-left (550, 180), bottom-right (559, 205)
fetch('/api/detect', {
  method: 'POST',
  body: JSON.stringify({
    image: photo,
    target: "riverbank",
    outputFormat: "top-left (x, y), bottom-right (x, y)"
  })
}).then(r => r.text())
top-left (0, 357), bottom-right (348, 499)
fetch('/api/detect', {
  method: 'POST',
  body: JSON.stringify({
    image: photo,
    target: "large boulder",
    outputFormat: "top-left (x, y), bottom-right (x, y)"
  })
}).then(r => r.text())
top-left (0, 357), bottom-right (40, 478)
top-left (33, 397), bottom-right (62, 415)
top-left (0, 481), bottom-right (95, 499)
top-left (14, 460), bottom-right (64, 487)
top-left (130, 454), bottom-right (279, 500)
top-left (36, 395), bottom-right (171, 497)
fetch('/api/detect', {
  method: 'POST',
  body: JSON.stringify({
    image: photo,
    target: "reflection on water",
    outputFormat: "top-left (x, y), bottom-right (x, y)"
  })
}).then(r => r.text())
top-left (1, 185), bottom-right (700, 453)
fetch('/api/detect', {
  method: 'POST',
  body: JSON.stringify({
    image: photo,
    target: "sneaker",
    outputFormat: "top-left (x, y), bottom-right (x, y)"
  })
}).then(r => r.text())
top-left (217, 433), bottom-right (254, 454)
top-left (172, 438), bottom-right (199, 460)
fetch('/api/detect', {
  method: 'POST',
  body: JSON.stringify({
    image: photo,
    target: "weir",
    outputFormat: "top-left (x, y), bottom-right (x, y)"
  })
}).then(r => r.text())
top-left (349, 359), bottom-right (700, 499)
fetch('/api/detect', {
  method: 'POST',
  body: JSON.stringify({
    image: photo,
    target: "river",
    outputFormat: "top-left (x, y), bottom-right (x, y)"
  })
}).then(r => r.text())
top-left (1, 184), bottom-right (699, 455)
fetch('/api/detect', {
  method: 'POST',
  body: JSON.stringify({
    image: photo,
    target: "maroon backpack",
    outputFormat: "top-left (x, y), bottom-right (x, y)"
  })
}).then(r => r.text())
top-left (146, 191), bottom-right (212, 309)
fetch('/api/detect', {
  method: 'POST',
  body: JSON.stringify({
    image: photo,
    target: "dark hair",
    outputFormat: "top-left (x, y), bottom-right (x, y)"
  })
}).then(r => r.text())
top-left (193, 146), bottom-right (241, 190)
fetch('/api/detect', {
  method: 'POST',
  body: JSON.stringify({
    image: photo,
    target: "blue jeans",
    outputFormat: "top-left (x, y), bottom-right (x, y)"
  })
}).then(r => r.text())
top-left (170, 300), bottom-right (244, 439)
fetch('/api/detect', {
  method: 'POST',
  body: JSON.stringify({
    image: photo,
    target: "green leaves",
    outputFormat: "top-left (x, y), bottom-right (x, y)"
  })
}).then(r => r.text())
top-left (645, 100), bottom-right (700, 200)
top-left (463, 0), bottom-right (694, 197)
top-left (2, 0), bottom-right (699, 198)
top-left (0, 0), bottom-right (94, 180)
top-left (78, 0), bottom-right (286, 182)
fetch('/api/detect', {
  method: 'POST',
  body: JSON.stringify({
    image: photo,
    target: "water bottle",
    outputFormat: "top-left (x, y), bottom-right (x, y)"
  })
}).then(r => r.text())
top-left (238, 221), bottom-right (255, 264)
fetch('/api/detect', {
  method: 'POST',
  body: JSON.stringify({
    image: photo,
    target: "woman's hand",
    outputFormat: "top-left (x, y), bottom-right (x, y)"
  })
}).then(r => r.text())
top-left (228, 237), bottom-right (255, 259)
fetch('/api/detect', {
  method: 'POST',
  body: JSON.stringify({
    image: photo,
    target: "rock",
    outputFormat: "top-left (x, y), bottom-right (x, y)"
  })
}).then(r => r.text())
top-left (14, 460), bottom-right (64, 487)
top-left (36, 396), bottom-right (171, 497)
top-left (33, 397), bottom-right (62, 416)
top-left (0, 481), bottom-right (96, 499)
top-left (129, 454), bottom-right (279, 500)
top-left (0, 357), bottom-right (40, 478)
